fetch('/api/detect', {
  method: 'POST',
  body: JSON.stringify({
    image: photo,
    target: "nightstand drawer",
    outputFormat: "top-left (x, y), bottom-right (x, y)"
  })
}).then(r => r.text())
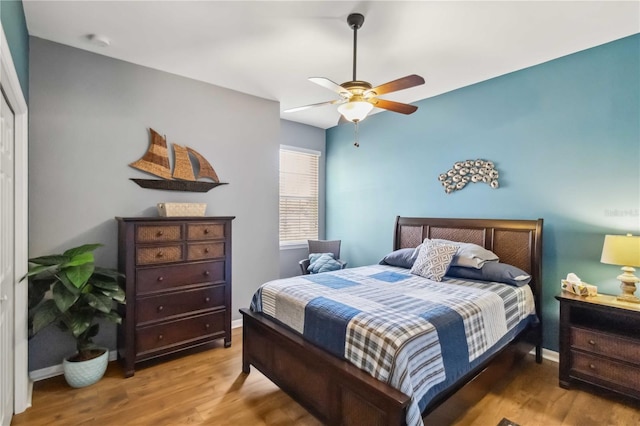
top-left (187, 242), bottom-right (225, 261)
top-left (136, 244), bottom-right (183, 265)
top-left (136, 310), bottom-right (226, 355)
top-left (136, 285), bottom-right (226, 324)
top-left (571, 351), bottom-right (640, 395)
top-left (136, 261), bottom-right (224, 294)
top-left (187, 223), bottom-right (224, 240)
top-left (136, 225), bottom-right (182, 243)
top-left (571, 326), bottom-right (640, 364)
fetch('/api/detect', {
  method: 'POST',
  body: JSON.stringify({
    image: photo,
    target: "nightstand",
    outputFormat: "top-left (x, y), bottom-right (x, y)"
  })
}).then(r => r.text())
top-left (556, 291), bottom-right (640, 400)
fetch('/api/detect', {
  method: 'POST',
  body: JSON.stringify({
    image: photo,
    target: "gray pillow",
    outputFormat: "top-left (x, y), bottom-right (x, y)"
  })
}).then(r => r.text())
top-left (446, 262), bottom-right (531, 287)
top-left (410, 240), bottom-right (459, 282)
top-left (379, 247), bottom-right (420, 269)
top-left (431, 239), bottom-right (498, 269)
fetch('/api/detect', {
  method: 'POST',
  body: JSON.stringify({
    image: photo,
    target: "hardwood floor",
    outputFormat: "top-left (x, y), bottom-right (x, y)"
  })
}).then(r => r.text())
top-left (13, 327), bottom-right (640, 425)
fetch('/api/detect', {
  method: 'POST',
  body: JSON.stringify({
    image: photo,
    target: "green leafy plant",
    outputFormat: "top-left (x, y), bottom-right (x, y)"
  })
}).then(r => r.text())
top-left (22, 244), bottom-right (125, 361)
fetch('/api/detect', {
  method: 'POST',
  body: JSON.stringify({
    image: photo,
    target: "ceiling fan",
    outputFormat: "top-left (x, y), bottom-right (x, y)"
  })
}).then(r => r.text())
top-left (285, 13), bottom-right (425, 125)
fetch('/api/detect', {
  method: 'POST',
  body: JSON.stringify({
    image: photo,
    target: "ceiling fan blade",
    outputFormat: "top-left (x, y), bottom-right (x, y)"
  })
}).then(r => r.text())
top-left (366, 74), bottom-right (425, 97)
top-left (284, 99), bottom-right (345, 113)
top-left (370, 98), bottom-right (418, 115)
top-left (309, 77), bottom-right (352, 98)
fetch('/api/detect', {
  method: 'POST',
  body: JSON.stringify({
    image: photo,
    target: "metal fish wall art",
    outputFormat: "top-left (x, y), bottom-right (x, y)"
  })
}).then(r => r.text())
top-left (438, 159), bottom-right (499, 194)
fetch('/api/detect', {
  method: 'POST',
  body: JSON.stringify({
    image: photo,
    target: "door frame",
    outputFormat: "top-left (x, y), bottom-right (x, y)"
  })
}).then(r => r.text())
top-left (0, 23), bottom-right (30, 413)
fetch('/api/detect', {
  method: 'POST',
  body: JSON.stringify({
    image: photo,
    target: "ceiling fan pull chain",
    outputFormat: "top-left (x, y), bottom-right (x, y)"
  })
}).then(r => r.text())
top-left (353, 121), bottom-right (360, 148)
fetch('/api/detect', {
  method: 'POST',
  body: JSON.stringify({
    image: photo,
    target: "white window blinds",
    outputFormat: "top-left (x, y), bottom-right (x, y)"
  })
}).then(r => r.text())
top-left (279, 146), bottom-right (320, 245)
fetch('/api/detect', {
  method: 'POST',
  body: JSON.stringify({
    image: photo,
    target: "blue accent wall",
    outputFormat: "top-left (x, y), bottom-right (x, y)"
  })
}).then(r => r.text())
top-left (326, 34), bottom-right (640, 352)
top-left (1, 0), bottom-right (29, 101)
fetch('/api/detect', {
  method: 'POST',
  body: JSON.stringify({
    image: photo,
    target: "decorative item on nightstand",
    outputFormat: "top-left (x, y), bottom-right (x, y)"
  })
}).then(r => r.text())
top-left (600, 233), bottom-right (640, 304)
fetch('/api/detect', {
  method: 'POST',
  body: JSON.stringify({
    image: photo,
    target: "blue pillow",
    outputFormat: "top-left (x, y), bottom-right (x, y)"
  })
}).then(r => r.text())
top-left (378, 247), bottom-right (420, 269)
top-left (308, 253), bottom-right (342, 274)
top-left (446, 262), bottom-right (532, 287)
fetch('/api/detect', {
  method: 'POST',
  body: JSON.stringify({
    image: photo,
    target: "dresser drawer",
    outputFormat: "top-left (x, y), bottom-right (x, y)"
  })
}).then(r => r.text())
top-left (136, 224), bottom-right (183, 243)
top-left (136, 244), bottom-right (183, 265)
top-left (136, 285), bottom-right (226, 324)
top-left (136, 261), bottom-right (224, 294)
top-left (187, 242), bottom-right (225, 261)
top-left (187, 223), bottom-right (224, 240)
top-left (136, 310), bottom-right (226, 355)
top-left (571, 351), bottom-right (640, 394)
top-left (571, 326), bottom-right (640, 364)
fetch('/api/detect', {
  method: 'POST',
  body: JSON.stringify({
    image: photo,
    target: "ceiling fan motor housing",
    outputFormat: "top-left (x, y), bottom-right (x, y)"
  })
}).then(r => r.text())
top-left (347, 13), bottom-right (365, 30)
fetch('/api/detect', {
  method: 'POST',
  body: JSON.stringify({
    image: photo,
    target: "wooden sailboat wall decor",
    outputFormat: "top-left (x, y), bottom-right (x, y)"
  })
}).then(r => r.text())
top-left (129, 128), bottom-right (227, 192)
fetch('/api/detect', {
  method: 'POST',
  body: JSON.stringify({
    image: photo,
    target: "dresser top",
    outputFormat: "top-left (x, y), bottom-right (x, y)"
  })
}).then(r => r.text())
top-left (556, 291), bottom-right (640, 313)
top-left (116, 216), bottom-right (235, 222)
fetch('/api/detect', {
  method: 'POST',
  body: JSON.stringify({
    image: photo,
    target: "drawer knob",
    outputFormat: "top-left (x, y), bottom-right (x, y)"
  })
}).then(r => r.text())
top-left (205, 323), bottom-right (210, 329)
top-left (157, 305), bottom-right (164, 312)
top-left (205, 297), bottom-right (210, 303)
top-left (589, 363), bottom-right (596, 370)
top-left (204, 229), bottom-right (210, 234)
top-left (204, 248), bottom-right (210, 254)
top-left (157, 276), bottom-right (164, 282)
top-left (157, 251), bottom-right (164, 257)
top-left (158, 334), bottom-right (164, 340)
top-left (203, 270), bottom-right (210, 276)
top-left (157, 230), bottom-right (164, 236)
top-left (588, 339), bottom-right (596, 345)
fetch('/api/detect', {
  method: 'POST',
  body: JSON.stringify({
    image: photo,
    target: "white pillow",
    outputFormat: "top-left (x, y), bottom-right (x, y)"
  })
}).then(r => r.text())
top-left (430, 239), bottom-right (498, 269)
top-left (410, 239), bottom-right (459, 281)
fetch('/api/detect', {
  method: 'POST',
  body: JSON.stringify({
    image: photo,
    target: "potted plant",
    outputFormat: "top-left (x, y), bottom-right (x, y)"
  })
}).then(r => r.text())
top-left (23, 243), bottom-right (125, 387)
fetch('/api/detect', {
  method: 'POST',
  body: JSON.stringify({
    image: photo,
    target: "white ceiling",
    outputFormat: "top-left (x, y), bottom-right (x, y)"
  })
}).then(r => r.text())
top-left (22, 1), bottom-right (639, 129)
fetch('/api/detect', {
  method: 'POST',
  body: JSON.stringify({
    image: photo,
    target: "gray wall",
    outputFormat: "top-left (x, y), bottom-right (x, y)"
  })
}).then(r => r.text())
top-left (28, 37), bottom-right (280, 370)
top-left (278, 120), bottom-right (326, 279)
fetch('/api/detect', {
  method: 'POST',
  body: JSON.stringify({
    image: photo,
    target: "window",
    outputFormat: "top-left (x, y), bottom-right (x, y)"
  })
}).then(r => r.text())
top-left (279, 145), bottom-right (320, 246)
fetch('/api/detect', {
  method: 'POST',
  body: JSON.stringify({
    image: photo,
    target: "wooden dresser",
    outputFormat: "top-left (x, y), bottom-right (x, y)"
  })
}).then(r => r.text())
top-left (116, 216), bottom-right (234, 377)
top-left (556, 291), bottom-right (640, 400)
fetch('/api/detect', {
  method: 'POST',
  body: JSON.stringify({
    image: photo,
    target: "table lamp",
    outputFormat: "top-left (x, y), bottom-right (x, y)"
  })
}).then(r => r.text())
top-left (600, 234), bottom-right (640, 303)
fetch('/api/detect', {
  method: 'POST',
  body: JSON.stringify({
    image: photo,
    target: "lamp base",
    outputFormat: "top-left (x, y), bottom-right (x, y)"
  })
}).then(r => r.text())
top-left (616, 293), bottom-right (640, 304)
top-left (617, 268), bottom-right (640, 304)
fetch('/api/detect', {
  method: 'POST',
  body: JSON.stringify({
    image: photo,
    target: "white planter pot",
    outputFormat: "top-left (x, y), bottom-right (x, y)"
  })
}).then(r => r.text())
top-left (62, 349), bottom-right (109, 388)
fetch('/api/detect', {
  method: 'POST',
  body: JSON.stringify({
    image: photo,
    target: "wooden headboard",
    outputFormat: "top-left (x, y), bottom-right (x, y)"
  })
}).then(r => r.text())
top-left (393, 216), bottom-right (543, 320)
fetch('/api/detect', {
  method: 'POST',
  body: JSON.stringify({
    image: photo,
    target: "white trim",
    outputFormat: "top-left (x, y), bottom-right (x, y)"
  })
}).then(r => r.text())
top-left (29, 351), bottom-right (119, 382)
top-left (280, 144), bottom-right (321, 157)
top-left (0, 23), bottom-right (30, 414)
top-left (279, 243), bottom-right (307, 250)
top-left (231, 318), bottom-right (243, 329)
top-left (529, 347), bottom-right (559, 364)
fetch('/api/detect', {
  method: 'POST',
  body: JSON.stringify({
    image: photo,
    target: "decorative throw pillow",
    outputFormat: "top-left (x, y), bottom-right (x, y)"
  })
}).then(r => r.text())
top-left (446, 262), bottom-right (531, 287)
top-left (431, 239), bottom-right (499, 269)
top-left (308, 252), bottom-right (342, 274)
top-left (410, 239), bottom-right (459, 281)
top-left (378, 246), bottom-right (421, 269)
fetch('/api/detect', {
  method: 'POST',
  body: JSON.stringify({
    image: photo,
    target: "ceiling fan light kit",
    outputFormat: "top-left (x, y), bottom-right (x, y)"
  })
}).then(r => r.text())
top-left (285, 13), bottom-right (425, 128)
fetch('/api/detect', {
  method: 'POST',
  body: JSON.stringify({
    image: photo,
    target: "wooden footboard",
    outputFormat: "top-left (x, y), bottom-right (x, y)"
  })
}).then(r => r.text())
top-left (240, 308), bottom-right (410, 426)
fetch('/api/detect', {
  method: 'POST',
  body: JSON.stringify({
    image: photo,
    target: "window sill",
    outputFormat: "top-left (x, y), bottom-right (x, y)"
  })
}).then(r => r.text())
top-left (280, 243), bottom-right (307, 250)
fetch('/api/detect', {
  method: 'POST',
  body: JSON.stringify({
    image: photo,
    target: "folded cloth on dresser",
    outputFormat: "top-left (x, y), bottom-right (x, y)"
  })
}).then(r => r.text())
top-left (250, 264), bottom-right (537, 426)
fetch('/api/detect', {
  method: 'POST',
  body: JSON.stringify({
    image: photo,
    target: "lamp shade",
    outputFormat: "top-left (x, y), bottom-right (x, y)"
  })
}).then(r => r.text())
top-left (337, 101), bottom-right (374, 122)
top-left (601, 234), bottom-right (640, 267)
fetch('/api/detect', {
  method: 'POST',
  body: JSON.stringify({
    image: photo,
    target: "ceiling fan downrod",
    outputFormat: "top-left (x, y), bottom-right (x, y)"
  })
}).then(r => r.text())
top-left (348, 13), bottom-right (365, 82)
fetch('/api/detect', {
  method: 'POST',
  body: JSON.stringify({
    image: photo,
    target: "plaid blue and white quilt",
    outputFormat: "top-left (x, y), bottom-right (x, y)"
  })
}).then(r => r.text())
top-left (250, 265), bottom-right (537, 426)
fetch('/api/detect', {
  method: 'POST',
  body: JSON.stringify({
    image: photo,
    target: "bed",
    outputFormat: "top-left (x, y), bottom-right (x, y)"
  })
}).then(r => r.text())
top-left (240, 217), bottom-right (543, 425)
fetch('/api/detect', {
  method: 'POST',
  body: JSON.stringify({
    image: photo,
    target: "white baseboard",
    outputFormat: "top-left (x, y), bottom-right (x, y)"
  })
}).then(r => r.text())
top-left (529, 347), bottom-right (559, 363)
top-left (30, 321), bottom-right (244, 382)
top-left (29, 350), bottom-right (118, 382)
